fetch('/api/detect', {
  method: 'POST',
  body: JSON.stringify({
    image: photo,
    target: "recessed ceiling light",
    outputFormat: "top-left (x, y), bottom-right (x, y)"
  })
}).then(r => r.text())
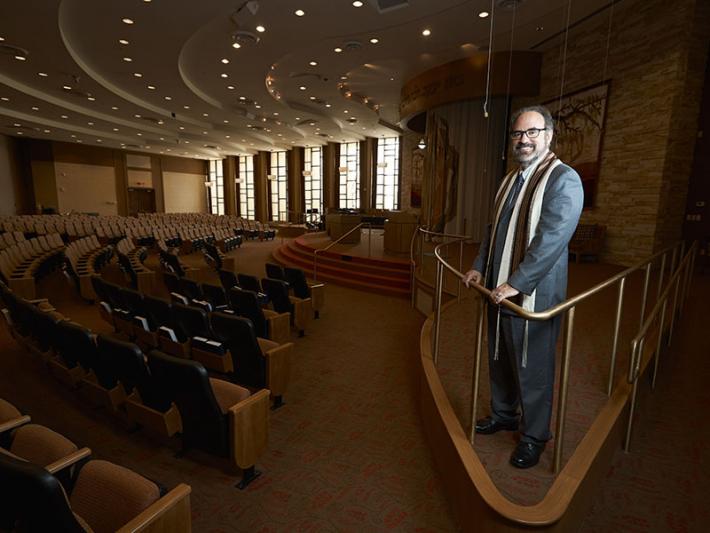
top-left (309, 96), bottom-right (316, 100)
top-left (14, 55), bottom-right (26, 61)
top-left (232, 42), bottom-right (241, 49)
top-left (299, 86), bottom-right (307, 91)
top-left (13, 123), bottom-right (21, 127)
top-left (256, 25), bottom-right (266, 32)
top-left (203, 113), bottom-right (209, 117)
top-left (294, 9), bottom-right (305, 16)
top-left (112, 106), bottom-right (119, 110)
top-left (16, 132), bottom-right (23, 135)
top-left (422, 28), bottom-right (431, 36)
top-left (87, 96), bottom-right (96, 101)
top-left (325, 103), bottom-right (331, 108)
top-left (38, 72), bottom-right (48, 77)
top-left (61, 114), bottom-right (68, 119)
top-left (96, 139), bottom-right (102, 142)
top-left (134, 72), bottom-right (143, 77)
top-left (1, 97), bottom-right (9, 101)
top-left (340, 75), bottom-right (348, 80)
top-left (179, 126), bottom-right (185, 130)
top-left (227, 85), bottom-right (235, 90)
top-left (0, 37), bottom-right (4, 42)
top-left (183, 105), bottom-right (190, 109)
top-left (123, 57), bottom-right (133, 62)
top-left (353, 1), bottom-right (364, 6)
top-left (273, 112), bottom-right (279, 116)
top-left (390, 77), bottom-right (395, 81)
top-left (119, 39), bottom-right (129, 45)
top-left (239, 96), bottom-right (246, 100)
top-left (295, 117), bottom-right (300, 120)
top-left (113, 128), bottom-right (119, 131)
top-left (134, 113), bottom-right (141, 118)
top-left (369, 38), bottom-right (379, 44)
top-left (202, 131), bottom-right (208, 135)
top-left (255, 104), bottom-right (261, 108)
top-left (62, 85), bottom-right (72, 90)
top-left (122, 18), bottom-right (134, 24)
top-left (137, 133), bottom-right (142, 136)
top-left (220, 73), bottom-right (228, 78)
top-left (478, 11), bottom-right (489, 18)
top-left (43, 129), bottom-right (50, 133)
top-left (77, 140), bottom-right (83, 143)
top-left (343, 110), bottom-right (349, 113)
top-left (160, 137), bottom-right (164, 140)
top-left (70, 134), bottom-right (76, 138)
top-left (31, 106), bottom-right (39, 111)
top-left (147, 85), bottom-right (155, 90)
top-left (309, 60), bottom-right (318, 66)
top-left (221, 58), bottom-right (229, 64)
top-left (224, 120), bottom-right (229, 124)
top-left (164, 96), bottom-right (172, 100)
top-left (334, 47), bottom-right (343, 53)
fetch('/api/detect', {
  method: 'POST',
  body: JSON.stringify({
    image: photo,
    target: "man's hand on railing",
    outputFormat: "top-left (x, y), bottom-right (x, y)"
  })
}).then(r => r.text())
top-left (462, 269), bottom-right (483, 288)
top-left (490, 283), bottom-right (519, 305)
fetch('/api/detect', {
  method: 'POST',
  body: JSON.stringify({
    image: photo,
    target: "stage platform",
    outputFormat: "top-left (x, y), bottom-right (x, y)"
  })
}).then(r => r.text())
top-left (273, 230), bottom-right (412, 297)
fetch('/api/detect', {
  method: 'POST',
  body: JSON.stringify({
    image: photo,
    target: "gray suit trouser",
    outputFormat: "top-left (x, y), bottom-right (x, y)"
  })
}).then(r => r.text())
top-left (487, 306), bottom-right (561, 444)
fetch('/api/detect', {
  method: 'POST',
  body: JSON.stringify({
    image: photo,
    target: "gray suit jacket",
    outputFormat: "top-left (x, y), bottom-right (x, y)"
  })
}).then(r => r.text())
top-left (472, 163), bottom-right (584, 312)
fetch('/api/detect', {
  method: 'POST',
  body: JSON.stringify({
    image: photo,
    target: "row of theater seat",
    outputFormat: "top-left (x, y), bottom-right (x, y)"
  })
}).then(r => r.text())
top-left (92, 275), bottom-right (294, 406)
top-left (63, 235), bottom-right (114, 300)
top-left (0, 397), bottom-right (192, 532)
top-left (115, 237), bottom-right (155, 293)
top-left (0, 231), bottom-right (26, 251)
top-left (0, 232), bottom-right (66, 299)
top-left (0, 282), bottom-right (270, 489)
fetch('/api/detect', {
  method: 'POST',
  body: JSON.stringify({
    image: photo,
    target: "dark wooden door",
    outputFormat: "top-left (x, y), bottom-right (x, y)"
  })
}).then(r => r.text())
top-left (128, 188), bottom-right (156, 215)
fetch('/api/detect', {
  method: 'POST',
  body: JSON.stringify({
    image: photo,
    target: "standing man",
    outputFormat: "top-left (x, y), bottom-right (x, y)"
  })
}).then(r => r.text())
top-left (463, 105), bottom-right (584, 468)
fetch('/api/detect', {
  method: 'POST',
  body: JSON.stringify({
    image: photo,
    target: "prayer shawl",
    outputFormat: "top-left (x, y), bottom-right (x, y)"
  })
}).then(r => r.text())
top-left (485, 151), bottom-right (561, 367)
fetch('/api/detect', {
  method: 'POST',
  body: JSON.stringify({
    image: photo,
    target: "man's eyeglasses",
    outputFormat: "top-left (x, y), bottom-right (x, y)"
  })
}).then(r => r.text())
top-left (510, 127), bottom-right (547, 140)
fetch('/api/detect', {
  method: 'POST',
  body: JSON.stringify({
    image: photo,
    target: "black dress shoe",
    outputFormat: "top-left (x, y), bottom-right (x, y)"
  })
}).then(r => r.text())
top-left (509, 441), bottom-right (545, 469)
top-left (475, 416), bottom-right (519, 435)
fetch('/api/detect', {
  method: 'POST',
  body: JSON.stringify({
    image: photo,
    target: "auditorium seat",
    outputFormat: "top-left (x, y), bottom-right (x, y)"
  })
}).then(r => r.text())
top-left (0, 454), bottom-right (191, 532)
top-left (284, 266), bottom-right (325, 319)
top-left (237, 272), bottom-right (262, 294)
top-left (265, 262), bottom-right (286, 280)
top-left (147, 350), bottom-right (269, 488)
top-left (201, 282), bottom-right (229, 310)
top-left (136, 295), bottom-right (175, 350)
top-left (211, 312), bottom-right (293, 409)
top-left (0, 398), bottom-right (30, 435)
top-left (47, 321), bottom-right (95, 388)
top-left (229, 287), bottom-right (290, 344)
top-left (261, 277), bottom-right (311, 337)
top-left (97, 335), bottom-right (182, 438)
top-left (218, 268), bottom-right (239, 290)
top-left (157, 302), bottom-right (205, 358)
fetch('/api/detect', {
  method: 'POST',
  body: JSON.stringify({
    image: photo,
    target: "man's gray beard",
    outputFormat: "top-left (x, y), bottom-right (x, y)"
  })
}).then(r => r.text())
top-left (513, 149), bottom-right (540, 169)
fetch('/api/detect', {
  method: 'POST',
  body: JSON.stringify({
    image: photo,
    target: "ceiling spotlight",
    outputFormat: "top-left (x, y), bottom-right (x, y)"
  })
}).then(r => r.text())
top-left (325, 103), bottom-right (331, 108)
top-left (422, 28), bottom-right (431, 36)
top-left (309, 96), bottom-right (316, 100)
top-left (133, 72), bottom-right (143, 77)
top-left (87, 96), bottom-right (96, 101)
top-left (232, 42), bottom-right (241, 49)
top-left (184, 105), bottom-right (190, 109)
top-left (255, 104), bottom-right (261, 108)
top-left (147, 85), bottom-right (155, 90)
top-left (38, 72), bottom-right (48, 77)
top-left (122, 18), bottom-right (134, 24)
top-left (111, 106), bottom-right (119, 110)
top-left (256, 25), bottom-right (266, 32)
top-left (61, 115), bottom-right (68, 119)
top-left (334, 47), bottom-right (343, 53)
top-left (220, 73), bottom-right (228, 78)
top-left (123, 57), bottom-right (133, 62)
top-left (340, 75), bottom-right (348, 80)
top-left (119, 39), bottom-right (129, 45)
top-left (352, 1), bottom-right (363, 6)
top-left (221, 58), bottom-right (230, 64)
top-left (227, 85), bottom-right (235, 90)
top-left (273, 112), bottom-right (279, 116)
top-left (294, 9), bottom-right (305, 16)
top-left (203, 113), bottom-right (209, 117)
top-left (43, 129), bottom-right (50, 133)
top-left (31, 106), bottom-right (39, 111)
top-left (0, 97), bottom-right (9, 101)
top-left (164, 96), bottom-right (172, 100)
top-left (113, 128), bottom-right (119, 131)
top-left (309, 60), bottom-right (318, 66)
top-left (369, 38), bottom-right (379, 44)
top-left (478, 11), bottom-right (489, 18)
top-left (299, 86), bottom-right (307, 91)
top-left (418, 138), bottom-right (426, 149)
top-left (62, 85), bottom-right (72, 90)
top-left (239, 96), bottom-right (246, 100)
top-left (134, 113), bottom-right (141, 118)
top-left (14, 55), bottom-right (26, 61)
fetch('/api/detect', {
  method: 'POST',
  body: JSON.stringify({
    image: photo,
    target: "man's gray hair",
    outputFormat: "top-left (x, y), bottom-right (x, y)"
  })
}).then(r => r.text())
top-left (510, 105), bottom-right (554, 131)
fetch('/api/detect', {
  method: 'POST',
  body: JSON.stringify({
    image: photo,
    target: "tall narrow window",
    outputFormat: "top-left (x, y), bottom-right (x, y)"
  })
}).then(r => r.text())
top-left (375, 137), bottom-right (401, 210)
top-left (269, 151), bottom-right (288, 221)
top-left (339, 142), bottom-right (360, 209)
top-left (208, 159), bottom-right (225, 215)
top-left (238, 155), bottom-right (255, 219)
top-left (303, 146), bottom-right (323, 217)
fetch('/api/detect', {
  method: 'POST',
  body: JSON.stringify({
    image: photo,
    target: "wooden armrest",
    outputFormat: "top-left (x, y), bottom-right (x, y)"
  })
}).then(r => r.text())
top-left (262, 342), bottom-right (292, 397)
top-left (117, 483), bottom-right (192, 533)
top-left (288, 296), bottom-right (312, 333)
top-left (308, 283), bottom-right (325, 290)
top-left (228, 389), bottom-right (270, 470)
top-left (265, 311), bottom-right (290, 344)
top-left (45, 447), bottom-right (91, 474)
top-left (0, 415), bottom-right (31, 434)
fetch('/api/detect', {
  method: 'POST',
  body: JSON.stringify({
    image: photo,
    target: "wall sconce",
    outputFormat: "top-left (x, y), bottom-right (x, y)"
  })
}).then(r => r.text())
top-left (302, 170), bottom-right (312, 177)
top-left (417, 138), bottom-right (426, 149)
top-left (267, 174), bottom-right (277, 181)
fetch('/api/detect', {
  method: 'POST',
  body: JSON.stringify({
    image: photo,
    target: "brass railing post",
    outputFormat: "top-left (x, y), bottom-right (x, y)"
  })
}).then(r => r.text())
top-left (607, 277), bottom-right (626, 396)
top-left (458, 240), bottom-right (464, 303)
top-left (469, 296), bottom-right (485, 444)
top-left (625, 338), bottom-right (643, 453)
top-left (553, 306), bottom-right (575, 473)
top-left (656, 253), bottom-right (667, 303)
top-left (639, 263), bottom-right (652, 329)
top-left (651, 299), bottom-right (667, 390)
top-left (433, 261), bottom-right (444, 364)
top-left (668, 274), bottom-right (681, 347)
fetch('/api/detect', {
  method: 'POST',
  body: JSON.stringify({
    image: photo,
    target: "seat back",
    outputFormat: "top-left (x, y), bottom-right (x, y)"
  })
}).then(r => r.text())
top-left (201, 283), bottom-right (228, 308)
top-left (163, 271), bottom-right (181, 293)
top-left (178, 278), bottom-right (202, 301)
top-left (228, 287), bottom-right (268, 338)
top-left (90, 275), bottom-right (110, 303)
top-left (104, 281), bottom-right (126, 310)
top-left (218, 269), bottom-right (238, 290)
top-left (265, 263), bottom-right (285, 280)
top-left (54, 321), bottom-right (98, 373)
top-left (284, 267), bottom-right (310, 299)
top-left (237, 273), bottom-right (261, 294)
top-left (96, 335), bottom-right (171, 412)
top-left (144, 295), bottom-right (174, 331)
top-left (210, 313), bottom-right (266, 388)
top-left (29, 306), bottom-right (64, 352)
top-left (261, 278), bottom-right (293, 315)
top-left (120, 287), bottom-right (146, 317)
top-left (0, 453), bottom-right (84, 532)
top-left (173, 303), bottom-right (211, 339)
top-left (147, 351), bottom-right (228, 456)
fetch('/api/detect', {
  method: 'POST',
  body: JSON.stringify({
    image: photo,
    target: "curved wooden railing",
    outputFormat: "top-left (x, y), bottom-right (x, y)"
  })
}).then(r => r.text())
top-left (415, 237), bottom-right (697, 529)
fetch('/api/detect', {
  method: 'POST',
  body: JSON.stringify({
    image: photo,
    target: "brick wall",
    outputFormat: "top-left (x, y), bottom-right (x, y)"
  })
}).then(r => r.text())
top-left (514, 0), bottom-right (710, 265)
